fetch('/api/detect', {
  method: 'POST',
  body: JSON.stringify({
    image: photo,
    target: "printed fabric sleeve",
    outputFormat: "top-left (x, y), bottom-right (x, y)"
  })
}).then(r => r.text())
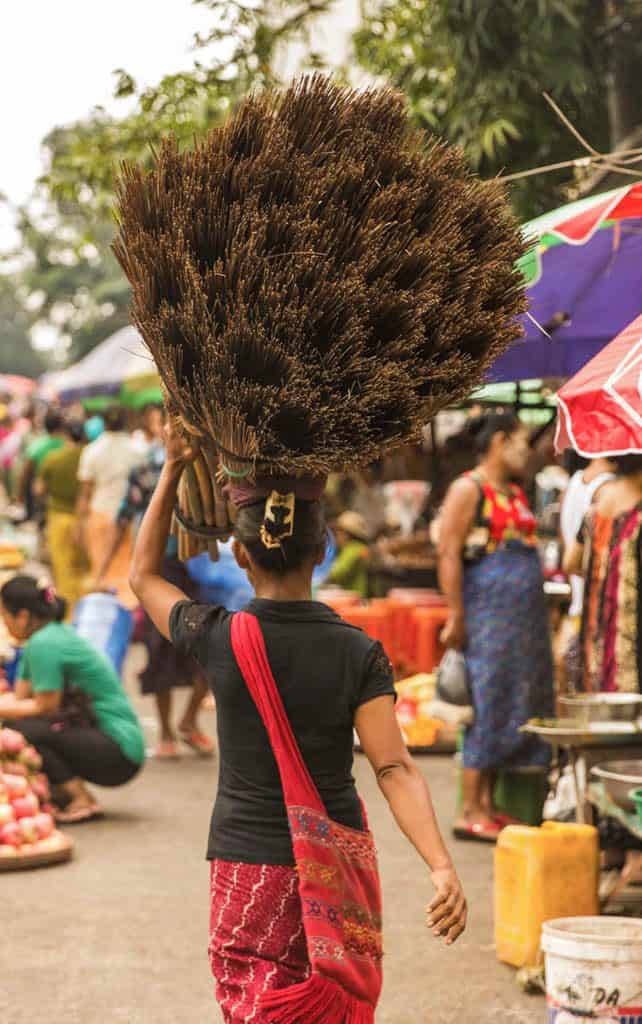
top-left (169, 599), bottom-right (229, 667)
top-left (354, 640), bottom-right (396, 710)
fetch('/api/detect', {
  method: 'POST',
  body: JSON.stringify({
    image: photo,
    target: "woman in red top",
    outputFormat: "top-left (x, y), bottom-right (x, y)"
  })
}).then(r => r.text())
top-left (438, 414), bottom-right (554, 843)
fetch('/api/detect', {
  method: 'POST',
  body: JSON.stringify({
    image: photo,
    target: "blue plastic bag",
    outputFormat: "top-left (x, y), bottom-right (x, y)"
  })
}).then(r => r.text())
top-left (73, 593), bottom-right (133, 675)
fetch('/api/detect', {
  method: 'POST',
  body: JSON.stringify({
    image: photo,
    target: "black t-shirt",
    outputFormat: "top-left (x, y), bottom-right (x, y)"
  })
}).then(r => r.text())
top-left (169, 598), bottom-right (395, 865)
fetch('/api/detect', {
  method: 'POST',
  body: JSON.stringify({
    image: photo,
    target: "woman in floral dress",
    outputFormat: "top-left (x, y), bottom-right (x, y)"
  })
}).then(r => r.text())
top-left (438, 414), bottom-right (554, 843)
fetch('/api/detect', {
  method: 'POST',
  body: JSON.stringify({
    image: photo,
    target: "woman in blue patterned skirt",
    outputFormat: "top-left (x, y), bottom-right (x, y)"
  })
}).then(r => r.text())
top-left (438, 414), bottom-right (554, 842)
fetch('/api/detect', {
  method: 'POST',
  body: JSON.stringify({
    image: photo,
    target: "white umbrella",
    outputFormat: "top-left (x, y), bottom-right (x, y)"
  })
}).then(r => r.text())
top-left (41, 326), bottom-right (156, 401)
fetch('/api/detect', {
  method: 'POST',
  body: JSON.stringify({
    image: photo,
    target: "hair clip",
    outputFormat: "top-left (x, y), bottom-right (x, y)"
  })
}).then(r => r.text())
top-left (36, 577), bottom-right (57, 604)
top-left (260, 492), bottom-right (295, 550)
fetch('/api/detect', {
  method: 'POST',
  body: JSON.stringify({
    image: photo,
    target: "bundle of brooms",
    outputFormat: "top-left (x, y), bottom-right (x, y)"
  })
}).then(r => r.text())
top-left (113, 75), bottom-right (527, 560)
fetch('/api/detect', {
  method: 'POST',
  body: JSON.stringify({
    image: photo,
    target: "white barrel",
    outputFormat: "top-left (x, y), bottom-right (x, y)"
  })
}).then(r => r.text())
top-left (542, 916), bottom-right (642, 1024)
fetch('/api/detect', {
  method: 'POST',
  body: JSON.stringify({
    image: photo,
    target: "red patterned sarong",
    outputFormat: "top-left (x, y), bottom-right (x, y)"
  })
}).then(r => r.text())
top-left (209, 859), bottom-right (309, 1023)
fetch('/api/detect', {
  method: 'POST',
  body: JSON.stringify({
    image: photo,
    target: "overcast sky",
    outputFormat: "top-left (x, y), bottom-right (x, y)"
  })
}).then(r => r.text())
top-left (1, 0), bottom-right (213, 247)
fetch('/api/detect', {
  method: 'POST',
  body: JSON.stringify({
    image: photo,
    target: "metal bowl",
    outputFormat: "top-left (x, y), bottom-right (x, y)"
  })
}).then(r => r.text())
top-left (560, 693), bottom-right (642, 724)
top-left (591, 760), bottom-right (642, 811)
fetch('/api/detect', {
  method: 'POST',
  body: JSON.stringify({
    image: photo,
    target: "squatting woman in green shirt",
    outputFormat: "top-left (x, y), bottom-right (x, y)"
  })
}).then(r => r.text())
top-left (0, 575), bottom-right (145, 822)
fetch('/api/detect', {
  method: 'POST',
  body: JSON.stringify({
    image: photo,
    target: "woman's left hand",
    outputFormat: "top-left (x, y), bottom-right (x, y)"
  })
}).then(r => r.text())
top-left (441, 612), bottom-right (466, 651)
top-left (164, 420), bottom-right (199, 467)
top-left (427, 866), bottom-right (467, 945)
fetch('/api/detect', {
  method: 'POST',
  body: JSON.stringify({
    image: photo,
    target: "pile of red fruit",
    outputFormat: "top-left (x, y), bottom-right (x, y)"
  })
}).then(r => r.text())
top-left (0, 727), bottom-right (55, 852)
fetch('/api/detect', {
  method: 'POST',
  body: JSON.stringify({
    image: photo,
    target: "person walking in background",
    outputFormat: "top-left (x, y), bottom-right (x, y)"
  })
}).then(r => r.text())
top-left (96, 435), bottom-right (213, 759)
top-left (17, 409), bottom-right (66, 522)
top-left (36, 418), bottom-right (89, 612)
top-left (75, 404), bottom-right (139, 607)
top-left (131, 403), bottom-right (164, 458)
top-left (565, 455), bottom-right (642, 694)
top-left (0, 405), bottom-right (16, 497)
top-left (0, 575), bottom-right (144, 823)
top-left (438, 413), bottom-right (554, 843)
top-left (326, 511), bottom-right (372, 598)
top-left (559, 455), bottom-right (615, 690)
top-left (83, 413), bottom-right (105, 443)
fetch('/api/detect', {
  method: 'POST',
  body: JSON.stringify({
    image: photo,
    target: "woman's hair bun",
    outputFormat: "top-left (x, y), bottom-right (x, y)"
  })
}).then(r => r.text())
top-left (235, 497), bottom-right (326, 574)
top-left (1, 574), bottom-right (67, 623)
top-left (466, 411), bottom-right (521, 455)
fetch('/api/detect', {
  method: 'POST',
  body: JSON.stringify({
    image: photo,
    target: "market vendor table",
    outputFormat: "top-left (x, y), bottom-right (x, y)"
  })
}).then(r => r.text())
top-left (522, 722), bottom-right (642, 825)
top-left (588, 782), bottom-right (642, 911)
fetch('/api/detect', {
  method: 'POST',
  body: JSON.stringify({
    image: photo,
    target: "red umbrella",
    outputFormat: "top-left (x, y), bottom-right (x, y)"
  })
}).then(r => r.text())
top-left (556, 313), bottom-right (642, 456)
top-left (0, 374), bottom-right (36, 397)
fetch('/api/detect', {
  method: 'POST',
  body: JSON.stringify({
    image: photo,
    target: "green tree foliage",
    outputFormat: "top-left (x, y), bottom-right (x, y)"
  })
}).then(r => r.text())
top-left (43, 0), bottom-right (331, 224)
top-left (354, 0), bottom-right (642, 219)
top-left (0, 276), bottom-right (47, 377)
top-left (10, 0), bottom-right (330, 367)
top-left (13, 0), bottom-right (642, 368)
top-left (14, 194), bottom-right (131, 364)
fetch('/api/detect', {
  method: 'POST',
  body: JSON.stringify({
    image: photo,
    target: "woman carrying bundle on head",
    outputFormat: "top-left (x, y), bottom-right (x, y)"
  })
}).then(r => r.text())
top-left (114, 75), bottom-right (527, 1019)
top-left (130, 425), bottom-right (467, 1022)
top-left (0, 575), bottom-right (144, 823)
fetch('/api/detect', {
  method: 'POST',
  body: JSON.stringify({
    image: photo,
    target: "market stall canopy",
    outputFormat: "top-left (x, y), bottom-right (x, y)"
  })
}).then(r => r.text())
top-left (492, 184), bottom-right (642, 382)
top-left (556, 313), bottom-right (642, 456)
top-left (471, 379), bottom-right (557, 426)
top-left (40, 326), bottom-right (161, 405)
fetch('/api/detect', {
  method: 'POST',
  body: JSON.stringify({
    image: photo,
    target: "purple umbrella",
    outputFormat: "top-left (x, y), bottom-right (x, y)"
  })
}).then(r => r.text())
top-left (490, 185), bottom-right (642, 382)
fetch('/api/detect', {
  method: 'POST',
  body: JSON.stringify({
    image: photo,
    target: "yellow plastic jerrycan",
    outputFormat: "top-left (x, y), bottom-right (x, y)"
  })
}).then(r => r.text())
top-left (494, 821), bottom-right (599, 968)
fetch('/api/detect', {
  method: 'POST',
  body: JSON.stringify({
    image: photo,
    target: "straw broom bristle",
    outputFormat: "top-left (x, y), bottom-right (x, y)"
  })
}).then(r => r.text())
top-left (113, 74), bottom-right (527, 478)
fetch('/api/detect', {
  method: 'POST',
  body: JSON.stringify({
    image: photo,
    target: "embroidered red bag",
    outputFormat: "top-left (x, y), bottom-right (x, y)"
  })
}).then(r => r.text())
top-left (231, 611), bottom-right (383, 1024)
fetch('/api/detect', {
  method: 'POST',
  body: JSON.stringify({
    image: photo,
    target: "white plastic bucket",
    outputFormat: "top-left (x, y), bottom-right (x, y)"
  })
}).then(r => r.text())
top-left (542, 917), bottom-right (642, 1024)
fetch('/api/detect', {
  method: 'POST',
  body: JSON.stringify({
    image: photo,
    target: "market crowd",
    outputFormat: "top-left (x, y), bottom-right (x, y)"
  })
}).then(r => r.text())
top-left (0, 399), bottom-right (215, 822)
top-left (0, 396), bottom-right (640, 843)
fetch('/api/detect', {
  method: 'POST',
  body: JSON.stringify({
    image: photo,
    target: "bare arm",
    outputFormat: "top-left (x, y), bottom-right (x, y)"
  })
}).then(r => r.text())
top-left (437, 477), bottom-right (477, 649)
top-left (129, 428), bottom-right (197, 640)
top-left (95, 520), bottom-right (128, 583)
top-left (32, 476), bottom-right (46, 499)
top-left (355, 695), bottom-right (467, 944)
top-left (563, 539), bottom-right (584, 577)
top-left (14, 679), bottom-right (33, 700)
top-left (0, 690), bottom-right (61, 719)
top-left (16, 458), bottom-right (35, 504)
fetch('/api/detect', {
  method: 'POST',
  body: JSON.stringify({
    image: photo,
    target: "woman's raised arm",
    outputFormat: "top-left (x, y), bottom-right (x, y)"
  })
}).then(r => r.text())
top-left (437, 477), bottom-right (478, 650)
top-left (129, 427), bottom-right (197, 640)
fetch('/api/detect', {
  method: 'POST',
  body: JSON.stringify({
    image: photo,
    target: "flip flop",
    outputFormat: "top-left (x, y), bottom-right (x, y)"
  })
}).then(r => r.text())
top-left (154, 740), bottom-right (181, 760)
top-left (492, 813), bottom-right (524, 827)
top-left (54, 804), bottom-right (104, 825)
top-left (452, 820), bottom-right (503, 844)
top-left (179, 730), bottom-right (215, 757)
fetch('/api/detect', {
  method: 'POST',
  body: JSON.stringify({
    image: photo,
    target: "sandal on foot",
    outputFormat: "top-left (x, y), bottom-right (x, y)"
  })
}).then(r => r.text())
top-left (179, 730), bottom-right (214, 757)
top-left (452, 820), bottom-right (502, 843)
top-left (54, 804), bottom-right (104, 825)
top-left (492, 812), bottom-right (523, 827)
top-left (154, 740), bottom-right (181, 760)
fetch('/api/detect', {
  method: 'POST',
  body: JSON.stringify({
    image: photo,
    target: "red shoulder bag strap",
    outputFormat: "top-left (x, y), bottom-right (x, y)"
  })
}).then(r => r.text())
top-left (230, 610), bottom-right (325, 814)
